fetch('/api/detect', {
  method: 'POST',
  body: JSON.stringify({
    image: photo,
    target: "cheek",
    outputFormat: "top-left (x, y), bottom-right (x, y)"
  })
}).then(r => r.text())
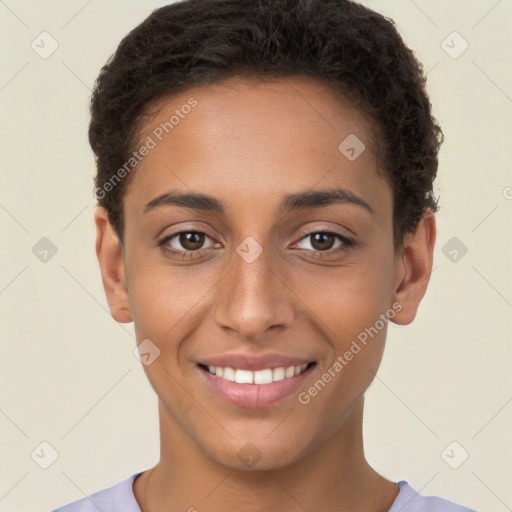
top-left (288, 245), bottom-right (395, 394)
top-left (293, 250), bottom-right (395, 341)
top-left (126, 269), bottom-right (202, 411)
top-left (127, 261), bottom-right (210, 337)
top-left (126, 261), bottom-right (220, 391)
top-left (292, 264), bottom-right (394, 434)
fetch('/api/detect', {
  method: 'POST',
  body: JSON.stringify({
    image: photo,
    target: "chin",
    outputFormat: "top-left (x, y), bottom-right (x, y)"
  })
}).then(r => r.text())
top-left (203, 434), bottom-right (309, 472)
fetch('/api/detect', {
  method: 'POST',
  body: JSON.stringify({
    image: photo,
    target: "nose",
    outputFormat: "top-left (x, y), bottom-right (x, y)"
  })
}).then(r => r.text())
top-left (213, 246), bottom-right (295, 342)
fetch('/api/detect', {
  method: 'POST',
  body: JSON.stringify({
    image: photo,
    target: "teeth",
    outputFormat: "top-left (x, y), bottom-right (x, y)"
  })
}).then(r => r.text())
top-left (205, 364), bottom-right (310, 384)
top-left (223, 367), bottom-right (235, 381)
top-left (285, 366), bottom-right (295, 378)
top-left (273, 367), bottom-right (285, 381)
top-left (254, 369), bottom-right (273, 384)
top-left (235, 369), bottom-right (253, 384)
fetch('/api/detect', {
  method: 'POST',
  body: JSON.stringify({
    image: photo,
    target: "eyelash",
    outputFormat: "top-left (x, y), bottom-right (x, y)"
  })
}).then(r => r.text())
top-left (158, 227), bottom-right (217, 260)
top-left (157, 227), bottom-right (355, 260)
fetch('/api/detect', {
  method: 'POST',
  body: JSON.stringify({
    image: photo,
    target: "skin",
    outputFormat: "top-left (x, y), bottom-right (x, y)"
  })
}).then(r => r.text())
top-left (95, 75), bottom-right (436, 512)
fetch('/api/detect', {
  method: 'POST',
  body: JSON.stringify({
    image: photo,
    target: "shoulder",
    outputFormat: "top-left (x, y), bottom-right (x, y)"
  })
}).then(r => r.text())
top-left (388, 480), bottom-right (478, 512)
top-left (51, 472), bottom-right (143, 512)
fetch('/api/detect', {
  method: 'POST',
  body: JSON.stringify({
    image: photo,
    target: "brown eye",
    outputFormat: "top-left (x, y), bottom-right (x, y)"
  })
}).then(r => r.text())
top-left (309, 232), bottom-right (336, 251)
top-left (178, 232), bottom-right (206, 251)
top-left (159, 229), bottom-right (216, 257)
top-left (293, 230), bottom-right (354, 256)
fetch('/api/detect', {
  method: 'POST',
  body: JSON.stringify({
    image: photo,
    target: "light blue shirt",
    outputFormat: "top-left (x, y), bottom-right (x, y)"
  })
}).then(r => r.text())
top-left (52, 472), bottom-right (478, 512)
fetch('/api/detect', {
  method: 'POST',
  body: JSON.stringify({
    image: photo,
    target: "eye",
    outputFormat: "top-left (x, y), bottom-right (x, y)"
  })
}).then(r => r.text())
top-left (158, 228), bottom-right (217, 259)
top-left (157, 227), bottom-right (354, 261)
top-left (293, 230), bottom-right (354, 254)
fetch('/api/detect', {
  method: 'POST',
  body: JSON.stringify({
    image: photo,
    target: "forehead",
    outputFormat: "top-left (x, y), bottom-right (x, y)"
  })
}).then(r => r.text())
top-left (126, 75), bottom-right (391, 219)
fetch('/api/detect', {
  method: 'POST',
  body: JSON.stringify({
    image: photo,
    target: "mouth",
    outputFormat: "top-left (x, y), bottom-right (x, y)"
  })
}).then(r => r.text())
top-left (197, 362), bottom-right (315, 384)
top-left (196, 357), bottom-right (317, 408)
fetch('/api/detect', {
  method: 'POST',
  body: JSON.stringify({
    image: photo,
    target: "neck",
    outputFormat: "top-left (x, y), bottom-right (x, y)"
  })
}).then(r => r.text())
top-left (134, 397), bottom-right (398, 512)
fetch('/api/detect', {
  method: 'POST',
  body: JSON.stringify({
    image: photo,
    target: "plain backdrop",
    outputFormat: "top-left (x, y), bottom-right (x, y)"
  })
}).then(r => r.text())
top-left (0, 1), bottom-right (511, 511)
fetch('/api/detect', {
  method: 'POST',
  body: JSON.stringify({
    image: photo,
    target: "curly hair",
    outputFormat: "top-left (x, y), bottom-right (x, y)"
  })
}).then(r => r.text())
top-left (89, 0), bottom-right (443, 247)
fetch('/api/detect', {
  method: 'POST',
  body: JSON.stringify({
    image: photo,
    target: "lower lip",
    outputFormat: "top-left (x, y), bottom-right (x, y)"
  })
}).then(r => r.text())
top-left (198, 365), bottom-right (315, 408)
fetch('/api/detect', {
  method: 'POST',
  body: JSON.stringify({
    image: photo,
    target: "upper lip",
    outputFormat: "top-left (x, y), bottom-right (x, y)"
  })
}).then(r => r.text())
top-left (197, 353), bottom-right (315, 371)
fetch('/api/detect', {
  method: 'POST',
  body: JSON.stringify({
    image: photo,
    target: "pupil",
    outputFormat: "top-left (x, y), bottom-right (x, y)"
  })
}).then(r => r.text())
top-left (180, 232), bottom-right (204, 250)
top-left (312, 233), bottom-right (333, 251)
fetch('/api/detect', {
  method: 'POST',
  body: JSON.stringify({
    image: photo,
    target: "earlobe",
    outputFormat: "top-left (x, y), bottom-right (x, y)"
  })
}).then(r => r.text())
top-left (94, 207), bottom-right (132, 323)
top-left (391, 209), bottom-right (436, 326)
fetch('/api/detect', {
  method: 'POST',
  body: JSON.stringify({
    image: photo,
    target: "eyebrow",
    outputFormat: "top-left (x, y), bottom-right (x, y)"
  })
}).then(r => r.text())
top-left (144, 187), bottom-right (374, 215)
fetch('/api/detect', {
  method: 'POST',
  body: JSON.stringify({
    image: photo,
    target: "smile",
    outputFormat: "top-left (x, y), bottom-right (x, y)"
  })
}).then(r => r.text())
top-left (196, 358), bottom-right (317, 408)
top-left (200, 363), bottom-right (312, 384)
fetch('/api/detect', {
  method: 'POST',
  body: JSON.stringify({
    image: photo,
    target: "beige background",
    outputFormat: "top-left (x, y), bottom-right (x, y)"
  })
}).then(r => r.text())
top-left (1, 1), bottom-right (511, 511)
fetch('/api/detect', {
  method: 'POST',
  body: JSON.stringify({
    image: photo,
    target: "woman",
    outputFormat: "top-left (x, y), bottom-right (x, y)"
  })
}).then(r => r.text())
top-left (53, 0), bottom-right (477, 510)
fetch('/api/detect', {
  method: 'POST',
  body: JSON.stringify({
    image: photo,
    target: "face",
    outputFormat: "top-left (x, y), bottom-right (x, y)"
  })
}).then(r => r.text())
top-left (96, 75), bottom-right (434, 471)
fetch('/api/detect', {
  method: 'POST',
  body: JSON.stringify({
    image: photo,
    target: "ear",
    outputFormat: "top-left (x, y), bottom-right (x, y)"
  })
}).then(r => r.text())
top-left (94, 207), bottom-right (132, 323)
top-left (391, 208), bottom-right (436, 325)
